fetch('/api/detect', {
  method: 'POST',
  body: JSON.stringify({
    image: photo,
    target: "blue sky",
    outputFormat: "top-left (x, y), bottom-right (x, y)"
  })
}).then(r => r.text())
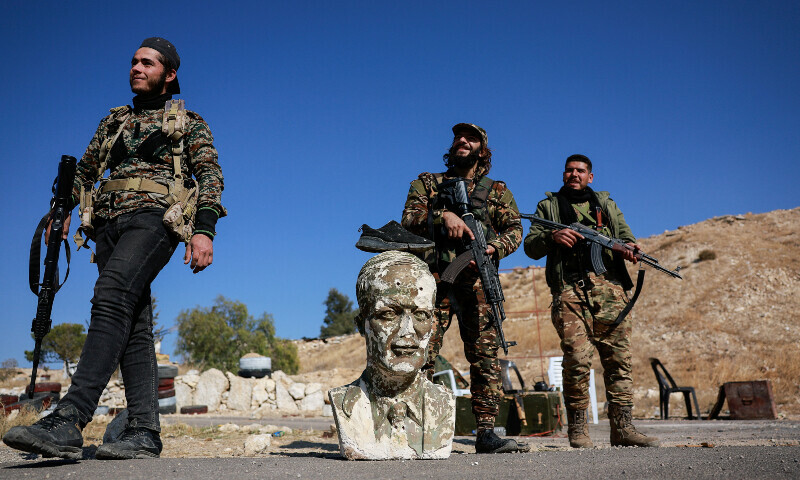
top-left (2, 1), bottom-right (798, 367)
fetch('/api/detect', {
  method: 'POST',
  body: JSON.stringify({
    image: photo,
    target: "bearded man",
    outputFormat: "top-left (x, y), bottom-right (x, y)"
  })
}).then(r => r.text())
top-left (401, 123), bottom-right (526, 453)
top-left (3, 37), bottom-right (224, 460)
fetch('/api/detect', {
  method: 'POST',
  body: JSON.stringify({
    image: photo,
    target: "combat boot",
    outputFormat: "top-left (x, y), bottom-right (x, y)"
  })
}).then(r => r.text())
top-left (95, 425), bottom-right (162, 459)
top-left (2, 404), bottom-right (83, 459)
top-left (566, 408), bottom-right (593, 448)
top-left (608, 403), bottom-right (660, 447)
top-left (475, 428), bottom-right (531, 454)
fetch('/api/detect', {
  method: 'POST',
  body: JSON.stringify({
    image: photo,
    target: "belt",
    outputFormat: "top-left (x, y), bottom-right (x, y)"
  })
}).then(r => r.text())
top-left (100, 178), bottom-right (169, 195)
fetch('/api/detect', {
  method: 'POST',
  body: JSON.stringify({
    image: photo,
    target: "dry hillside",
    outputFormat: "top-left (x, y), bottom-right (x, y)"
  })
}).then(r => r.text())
top-left (297, 207), bottom-right (800, 418)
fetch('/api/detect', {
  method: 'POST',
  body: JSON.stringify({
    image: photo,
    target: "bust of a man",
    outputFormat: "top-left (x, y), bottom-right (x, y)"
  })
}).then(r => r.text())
top-left (329, 251), bottom-right (455, 460)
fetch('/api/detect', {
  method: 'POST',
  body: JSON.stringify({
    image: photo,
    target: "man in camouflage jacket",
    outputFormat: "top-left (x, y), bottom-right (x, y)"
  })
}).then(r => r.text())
top-left (402, 123), bottom-right (527, 454)
top-left (3, 37), bottom-right (223, 460)
top-left (523, 154), bottom-right (658, 448)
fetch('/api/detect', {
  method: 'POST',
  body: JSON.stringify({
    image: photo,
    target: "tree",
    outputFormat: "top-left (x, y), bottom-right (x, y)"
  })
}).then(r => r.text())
top-left (24, 323), bottom-right (87, 376)
top-left (151, 295), bottom-right (170, 344)
top-left (320, 288), bottom-right (358, 338)
top-left (175, 296), bottom-right (299, 374)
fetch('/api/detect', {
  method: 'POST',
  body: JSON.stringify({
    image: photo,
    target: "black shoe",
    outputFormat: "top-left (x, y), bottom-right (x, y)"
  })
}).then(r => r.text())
top-left (356, 221), bottom-right (434, 253)
top-left (2, 405), bottom-right (83, 459)
top-left (475, 429), bottom-right (530, 454)
top-left (95, 426), bottom-right (162, 459)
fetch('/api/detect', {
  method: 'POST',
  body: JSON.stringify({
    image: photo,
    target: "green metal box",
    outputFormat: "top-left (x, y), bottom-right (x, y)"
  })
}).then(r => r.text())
top-left (454, 391), bottom-right (563, 436)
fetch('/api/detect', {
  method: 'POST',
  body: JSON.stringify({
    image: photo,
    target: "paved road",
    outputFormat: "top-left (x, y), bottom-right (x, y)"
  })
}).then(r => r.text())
top-left (2, 418), bottom-right (798, 479)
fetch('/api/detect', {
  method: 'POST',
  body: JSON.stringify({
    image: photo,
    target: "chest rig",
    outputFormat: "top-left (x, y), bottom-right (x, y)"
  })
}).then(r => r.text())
top-left (420, 173), bottom-right (496, 272)
top-left (74, 100), bottom-right (198, 259)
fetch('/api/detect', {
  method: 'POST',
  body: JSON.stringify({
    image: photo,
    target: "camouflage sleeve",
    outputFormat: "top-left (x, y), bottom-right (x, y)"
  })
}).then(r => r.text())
top-left (401, 178), bottom-right (439, 238)
top-left (486, 181), bottom-right (522, 260)
top-left (71, 116), bottom-right (112, 208)
top-left (186, 113), bottom-right (224, 217)
top-left (607, 197), bottom-right (636, 243)
top-left (523, 199), bottom-right (554, 260)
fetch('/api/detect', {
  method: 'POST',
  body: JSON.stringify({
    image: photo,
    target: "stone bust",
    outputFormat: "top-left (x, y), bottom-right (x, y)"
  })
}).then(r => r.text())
top-left (329, 251), bottom-right (455, 460)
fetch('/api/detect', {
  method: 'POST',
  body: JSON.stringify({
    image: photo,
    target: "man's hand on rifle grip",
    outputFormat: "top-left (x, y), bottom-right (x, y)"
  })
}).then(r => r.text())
top-left (44, 213), bottom-right (71, 244)
top-left (552, 228), bottom-right (583, 248)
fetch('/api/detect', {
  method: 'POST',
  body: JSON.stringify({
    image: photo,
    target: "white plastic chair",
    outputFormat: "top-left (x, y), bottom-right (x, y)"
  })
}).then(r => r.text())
top-left (547, 356), bottom-right (598, 424)
top-left (432, 369), bottom-right (471, 396)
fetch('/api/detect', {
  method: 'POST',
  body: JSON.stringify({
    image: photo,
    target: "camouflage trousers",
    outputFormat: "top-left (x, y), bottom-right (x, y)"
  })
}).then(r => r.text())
top-left (552, 273), bottom-right (634, 411)
top-left (423, 279), bottom-right (502, 426)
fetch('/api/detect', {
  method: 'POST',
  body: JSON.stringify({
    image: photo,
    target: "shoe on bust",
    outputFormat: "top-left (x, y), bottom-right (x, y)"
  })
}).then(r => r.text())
top-left (95, 426), bottom-right (162, 459)
top-left (2, 404), bottom-right (84, 459)
top-left (475, 428), bottom-right (530, 454)
top-left (356, 220), bottom-right (434, 253)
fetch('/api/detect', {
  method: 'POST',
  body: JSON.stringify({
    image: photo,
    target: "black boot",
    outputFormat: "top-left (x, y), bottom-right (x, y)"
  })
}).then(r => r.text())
top-left (95, 426), bottom-right (162, 459)
top-left (2, 404), bottom-right (84, 459)
top-left (355, 221), bottom-right (434, 253)
top-left (475, 428), bottom-right (530, 454)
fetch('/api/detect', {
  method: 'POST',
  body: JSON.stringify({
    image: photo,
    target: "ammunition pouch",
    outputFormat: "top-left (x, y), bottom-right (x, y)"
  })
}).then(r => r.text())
top-left (162, 180), bottom-right (198, 244)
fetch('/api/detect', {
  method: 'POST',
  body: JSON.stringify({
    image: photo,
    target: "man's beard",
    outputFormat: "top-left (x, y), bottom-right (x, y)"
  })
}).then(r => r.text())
top-left (446, 145), bottom-right (481, 170)
top-left (130, 71), bottom-right (167, 97)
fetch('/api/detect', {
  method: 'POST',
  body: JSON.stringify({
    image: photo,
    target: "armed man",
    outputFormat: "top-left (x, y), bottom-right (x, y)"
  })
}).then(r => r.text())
top-left (3, 37), bottom-right (224, 459)
top-left (401, 123), bottom-right (527, 453)
top-left (523, 154), bottom-right (658, 448)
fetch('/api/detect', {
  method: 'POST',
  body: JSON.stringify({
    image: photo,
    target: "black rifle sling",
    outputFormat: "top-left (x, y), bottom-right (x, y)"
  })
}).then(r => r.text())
top-left (29, 212), bottom-right (71, 295)
top-left (611, 268), bottom-right (645, 327)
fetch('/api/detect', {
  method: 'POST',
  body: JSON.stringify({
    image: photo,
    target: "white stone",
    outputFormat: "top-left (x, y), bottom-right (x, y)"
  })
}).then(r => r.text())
top-left (218, 423), bottom-right (240, 433)
top-left (271, 370), bottom-right (292, 386)
top-left (322, 404), bottom-right (333, 417)
top-left (186, 369), bottom-right (200, 375)
top-left (244, 423), bottom-right (262, 433)
top-left (243, 434), bottom-right (272, 456)
top-left (300, 391), bottom-right (325, 412)
top-left (253, 403), bottom-right (277, 418)
top-left (251, 378), bottom-right (269, 408)
top-left (194, 368), bottom-right (229, 412)
top-left (275, 382), bottom-right (300, 413)
top-left (264, 378), bottom-right (276, 394)
top-left (305, 383), bottom-right (322, 395)
top-left (288, 382), bottom-right (306, 400)
top-left (178, 373), bottom-right (200, 389)
top-left (258, 424), bottom-right (281, 434)
top-left (175, 382), bottom-right (193, 410)
top-left (226, 372), bottom-right (253, 411)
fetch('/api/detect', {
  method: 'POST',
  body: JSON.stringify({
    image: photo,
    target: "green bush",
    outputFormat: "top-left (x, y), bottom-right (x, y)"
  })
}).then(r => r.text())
top-left (175, 296), bottom-right (299, 374)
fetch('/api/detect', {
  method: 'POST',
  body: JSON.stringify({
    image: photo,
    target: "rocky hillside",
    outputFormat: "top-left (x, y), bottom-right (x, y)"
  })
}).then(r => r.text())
top-left (297, 207), bottom-right (800, 418)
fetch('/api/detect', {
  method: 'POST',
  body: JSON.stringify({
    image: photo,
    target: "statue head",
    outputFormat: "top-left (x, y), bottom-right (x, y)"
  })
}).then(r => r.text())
top-left (355, 251), bottom-right (436, 382)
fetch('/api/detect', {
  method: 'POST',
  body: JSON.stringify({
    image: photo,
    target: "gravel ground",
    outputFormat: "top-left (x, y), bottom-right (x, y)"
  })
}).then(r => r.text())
top-left (0, 415), bottom-right (800, 470)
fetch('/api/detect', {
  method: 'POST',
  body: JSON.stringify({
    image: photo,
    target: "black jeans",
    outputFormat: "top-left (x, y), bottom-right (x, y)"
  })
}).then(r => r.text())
top-left (59, 208), bottom-right (178, 432)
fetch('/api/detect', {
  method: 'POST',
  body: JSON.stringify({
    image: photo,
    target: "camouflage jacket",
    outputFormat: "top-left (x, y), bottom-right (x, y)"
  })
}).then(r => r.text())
top-left (73, 100), bottom-right (224, 221)
top-left (401, 171), bottom-right (522, 274)
top-left (523, 190), bottom-right (635, 292)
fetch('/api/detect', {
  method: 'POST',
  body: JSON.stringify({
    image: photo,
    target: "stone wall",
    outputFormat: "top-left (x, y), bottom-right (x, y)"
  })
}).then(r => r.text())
top-left (97, 369), bottom-right (331, 416)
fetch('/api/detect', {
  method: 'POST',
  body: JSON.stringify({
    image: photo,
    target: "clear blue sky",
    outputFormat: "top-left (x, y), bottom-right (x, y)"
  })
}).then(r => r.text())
top-left (2, 1), bottom-right (798, 367)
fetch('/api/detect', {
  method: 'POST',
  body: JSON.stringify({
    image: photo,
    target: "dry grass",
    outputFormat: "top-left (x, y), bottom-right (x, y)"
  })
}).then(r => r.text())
top-left (0, 408), bottom-right (40, 438)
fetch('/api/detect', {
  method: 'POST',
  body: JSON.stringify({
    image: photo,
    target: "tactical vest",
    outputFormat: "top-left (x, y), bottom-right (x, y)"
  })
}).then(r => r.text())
top-left (74, 100), bottom-right (198, 259)
top-left (419, 172), bottom-right (497, 271)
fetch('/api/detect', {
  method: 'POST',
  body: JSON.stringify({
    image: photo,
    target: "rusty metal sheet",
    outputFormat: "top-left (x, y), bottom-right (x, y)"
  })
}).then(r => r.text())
top-left (723, 380), bottom-right (777, 420)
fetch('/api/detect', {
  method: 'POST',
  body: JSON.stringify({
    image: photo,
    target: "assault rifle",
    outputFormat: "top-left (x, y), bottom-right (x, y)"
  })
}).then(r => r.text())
top-left (438, 178), bottom-right (516, 355)
top-left (521, 214), bottom-right (682, 279)
top-left (26, 155), bottom-right (77, 398)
